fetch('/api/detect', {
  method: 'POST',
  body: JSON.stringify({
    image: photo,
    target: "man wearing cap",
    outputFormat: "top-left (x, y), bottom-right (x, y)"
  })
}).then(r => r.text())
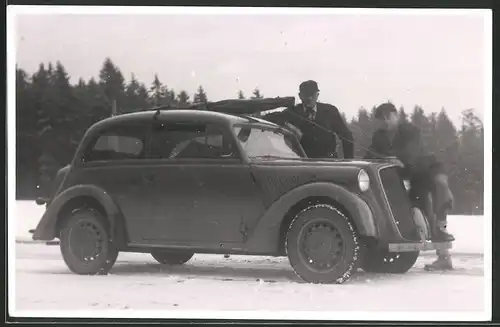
top-left (264, 80), bottom-right (354, 159)
top-left (365, 102), bottom-right (455, 271)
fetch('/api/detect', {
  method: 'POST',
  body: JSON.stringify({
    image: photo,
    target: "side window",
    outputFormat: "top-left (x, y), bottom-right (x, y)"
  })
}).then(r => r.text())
top-left (83, 125), bottom-right (147, 162)
top-left (148, 122), bottom-right (238, 160)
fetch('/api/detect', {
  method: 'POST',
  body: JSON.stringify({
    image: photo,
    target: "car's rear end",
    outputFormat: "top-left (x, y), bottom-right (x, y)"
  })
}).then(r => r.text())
top-left (29, 164), bottom-right (72, 242)
top-left (35, 164), bottom-right (72, 208)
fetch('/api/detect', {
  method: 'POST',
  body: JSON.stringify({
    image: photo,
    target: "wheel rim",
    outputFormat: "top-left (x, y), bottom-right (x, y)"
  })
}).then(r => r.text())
top-left (68, 219), bottom-right (105, 263)
top-left (298, 219), bottom-right (345, 273)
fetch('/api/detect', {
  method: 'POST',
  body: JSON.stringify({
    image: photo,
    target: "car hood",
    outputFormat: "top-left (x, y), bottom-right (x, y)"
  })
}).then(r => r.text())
top-left (250, 157), bottom-right (390, 169)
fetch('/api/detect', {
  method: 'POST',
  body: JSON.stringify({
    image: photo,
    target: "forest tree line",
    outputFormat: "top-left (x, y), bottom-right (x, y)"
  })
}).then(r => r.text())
top-left (15, 58), bottom-right (484, 215)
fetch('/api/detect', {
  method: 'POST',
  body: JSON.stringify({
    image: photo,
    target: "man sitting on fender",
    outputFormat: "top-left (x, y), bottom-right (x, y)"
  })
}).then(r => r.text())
top-left (263, 80), bottom-right (354, 159)
top-left (365, 102), bottom-right (454, 271)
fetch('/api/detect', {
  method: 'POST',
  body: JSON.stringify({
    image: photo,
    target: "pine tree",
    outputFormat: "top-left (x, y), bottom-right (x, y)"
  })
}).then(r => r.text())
top-left (427, 112), bottom-right (438, 154)
top-left (457, 109), bottom-right (484, 214)
top-left (77, 77), bottom-right (86, 89)
top-left (98, 57), bottom-right (125, 114)
top-left (166, 89), bottom-right (177, 106)
top-left (125, 73), bottom-right (149, 112)
top-left (52, 61), bottom-right (80, 161)
top-left (137, 83), bottom-right (150, 108)
top-left (32, 63), bottom-right (57, 196)
top-left (72, 76), bottom-right (95, 144)
top-left (149, 74), bottom-right (167, 107)
top-left (398, 106), bottom-right (408, 123)
top-left (251, 87), bottom-right (263, 99)
top-left (238, 90), bottom-right (245, 99)
top-left (16, 67), bottom-right (37, 198)
top-left (411, 105), bottom-right (432, 150)
top-left (177, 90), bottom-right (190, 106)
top-left (193, 85), bottom-right (208, 104)
top-left (86, 77), bottom-right (111, 122)
top-left (350, 107), bottom-right (374, 158)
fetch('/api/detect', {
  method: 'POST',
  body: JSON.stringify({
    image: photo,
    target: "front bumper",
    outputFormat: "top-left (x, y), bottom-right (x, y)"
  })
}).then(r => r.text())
top-left (388, 241), bottom-right (452, 253)
top-left (35, 197), bottom-right (49, 206)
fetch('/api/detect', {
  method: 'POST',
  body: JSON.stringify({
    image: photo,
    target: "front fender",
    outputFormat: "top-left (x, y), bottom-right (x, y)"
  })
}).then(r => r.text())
top-left (32, 184), bottom-right (128, 248)
top-left (245, 182), bottom-right (378, 253)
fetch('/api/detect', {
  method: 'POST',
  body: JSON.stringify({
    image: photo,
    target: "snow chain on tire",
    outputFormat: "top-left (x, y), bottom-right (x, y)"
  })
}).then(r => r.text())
top-left (285, 204), bottom-right (360, 284)
top-left (59, 206), bottom-right (118, 275)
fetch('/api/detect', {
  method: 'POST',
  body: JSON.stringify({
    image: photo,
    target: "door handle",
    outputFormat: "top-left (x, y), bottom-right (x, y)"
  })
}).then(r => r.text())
top-left (143, 174), bottom-right (155, 184)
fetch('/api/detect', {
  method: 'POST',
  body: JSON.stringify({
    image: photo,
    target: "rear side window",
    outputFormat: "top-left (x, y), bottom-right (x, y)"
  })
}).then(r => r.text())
top-left (83, 124), bottom-right (148, 162)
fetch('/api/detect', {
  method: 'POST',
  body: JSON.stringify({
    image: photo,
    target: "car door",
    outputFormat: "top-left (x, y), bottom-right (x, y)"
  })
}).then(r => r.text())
top-left (70, 121), bottom-right (156, 244)
top-left (144, 121), bottom-right (266, 246)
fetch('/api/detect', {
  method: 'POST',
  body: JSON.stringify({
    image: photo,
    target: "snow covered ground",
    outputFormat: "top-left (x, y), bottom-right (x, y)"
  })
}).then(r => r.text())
top-left (11, 201), bottom-right (490, 321)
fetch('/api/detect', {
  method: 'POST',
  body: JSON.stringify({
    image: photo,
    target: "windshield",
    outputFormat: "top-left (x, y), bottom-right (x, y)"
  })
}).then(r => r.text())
top-left (233, 125), bottom-right (304, 160)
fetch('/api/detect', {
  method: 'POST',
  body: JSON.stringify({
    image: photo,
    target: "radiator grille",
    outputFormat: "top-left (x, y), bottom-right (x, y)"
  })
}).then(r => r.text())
top-left (378, 166), bottom-right (418, 240)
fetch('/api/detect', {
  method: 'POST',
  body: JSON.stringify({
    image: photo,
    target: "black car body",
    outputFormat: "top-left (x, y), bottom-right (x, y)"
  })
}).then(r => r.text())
top-left (32, 97), bottom-right (451, 283)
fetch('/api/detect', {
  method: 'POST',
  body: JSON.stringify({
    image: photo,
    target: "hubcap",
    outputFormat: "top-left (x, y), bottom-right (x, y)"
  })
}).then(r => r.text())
top-left (69, 220), bottom-right (104, 263)
top-left (299, 220), bottom-right (344, 272)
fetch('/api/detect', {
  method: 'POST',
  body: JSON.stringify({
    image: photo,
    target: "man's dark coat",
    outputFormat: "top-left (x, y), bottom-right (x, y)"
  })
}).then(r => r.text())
top-left (263, 102), bottom-right (354, 159)
top-left (364, 122), bottom-right (445, 177)
top-left (364, 122), bottom-right (452, 213)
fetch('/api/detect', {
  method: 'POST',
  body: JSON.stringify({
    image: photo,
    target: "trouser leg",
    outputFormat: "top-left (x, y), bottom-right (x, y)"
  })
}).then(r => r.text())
top-left (425, 200), bottom-right (454, 271)
top-left (431, 175), bottom-right (455, 242)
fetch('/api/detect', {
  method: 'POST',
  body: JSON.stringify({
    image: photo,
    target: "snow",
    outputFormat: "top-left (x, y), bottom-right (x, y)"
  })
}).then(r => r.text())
top-left (10, 201), bottom-right (490, 320)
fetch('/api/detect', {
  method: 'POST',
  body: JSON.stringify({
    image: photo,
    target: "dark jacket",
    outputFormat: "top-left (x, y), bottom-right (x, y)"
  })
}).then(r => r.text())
top-left (264, 102), bottom-right (354, 159)
top-left (364, 122), bottom-right (445, 178)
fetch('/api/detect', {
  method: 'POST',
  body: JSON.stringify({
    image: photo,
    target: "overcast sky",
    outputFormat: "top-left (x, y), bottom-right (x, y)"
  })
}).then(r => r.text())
top-left (14, 9), bottom-right (488, 125)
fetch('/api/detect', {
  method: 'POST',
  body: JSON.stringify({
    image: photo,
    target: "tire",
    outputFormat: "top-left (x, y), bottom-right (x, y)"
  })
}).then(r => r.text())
top-left (285, 204), bottom-right (360, 284)
top-left (151, 250), bottom-right (194, 265)
top-left (59, 208), bottom-right (118, 275)
top-left (361, 249), bottom-right (419, 274)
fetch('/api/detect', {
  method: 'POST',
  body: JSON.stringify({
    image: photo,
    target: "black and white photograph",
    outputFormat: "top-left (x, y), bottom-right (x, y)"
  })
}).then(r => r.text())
top-left (7, 5), bottom-right (492, 322)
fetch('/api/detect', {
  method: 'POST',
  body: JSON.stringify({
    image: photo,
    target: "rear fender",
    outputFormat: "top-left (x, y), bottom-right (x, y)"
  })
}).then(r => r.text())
top-left (245, 182), bottom-right (378, 253)
top-left (32, 184), bottom-right (128, 248)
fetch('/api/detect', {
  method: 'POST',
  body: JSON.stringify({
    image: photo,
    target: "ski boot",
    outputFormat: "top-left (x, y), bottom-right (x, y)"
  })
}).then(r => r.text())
top-left (424, 250), bottom-right (454, 271)
top-left (431, 219), bottom-right (455, 242)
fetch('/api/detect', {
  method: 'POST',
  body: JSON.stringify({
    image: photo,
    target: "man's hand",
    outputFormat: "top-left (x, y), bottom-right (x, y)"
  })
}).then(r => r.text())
top-left (386, 156), bottom-right (404, 167)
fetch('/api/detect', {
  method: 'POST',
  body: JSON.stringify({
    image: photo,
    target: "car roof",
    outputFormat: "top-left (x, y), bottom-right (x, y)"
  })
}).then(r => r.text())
top-left (87, 109), bottom-right (280, 133)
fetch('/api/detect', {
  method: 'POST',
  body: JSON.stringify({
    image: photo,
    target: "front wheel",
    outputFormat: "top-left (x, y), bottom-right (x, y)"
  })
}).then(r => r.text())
top-left (361, 249), bottom-right (419, 273)
top-left (285, 204), bottom-right (360, 284)
top-left (59, 208), bottom-right (118, 275)
top-left (151, 250), bottom-right (194, 265)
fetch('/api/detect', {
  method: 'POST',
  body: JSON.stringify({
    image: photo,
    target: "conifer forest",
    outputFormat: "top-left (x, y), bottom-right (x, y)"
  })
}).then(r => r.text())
top-left (15, 58), bottom-right (484, 215)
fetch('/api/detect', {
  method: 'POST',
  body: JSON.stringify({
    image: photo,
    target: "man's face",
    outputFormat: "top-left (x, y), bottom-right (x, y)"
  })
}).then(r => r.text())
top-left (378, 111), bottom-right (399, 131)
top-left (299, 91), bottom-right (319, 109)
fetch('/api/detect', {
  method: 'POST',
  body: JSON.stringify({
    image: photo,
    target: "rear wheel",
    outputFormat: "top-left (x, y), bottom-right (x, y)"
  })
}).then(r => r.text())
top-left (59, 208), bottom-right (118, 275)
top-left (285, 204), bottom-right (360, 284)
top-left (151, 250), bottom-right (194, 265)
top-left (361, 249), bottom-right (419, 273)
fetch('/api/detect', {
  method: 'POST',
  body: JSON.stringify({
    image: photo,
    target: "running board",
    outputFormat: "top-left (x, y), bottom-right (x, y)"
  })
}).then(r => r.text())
top-left (388, 241), bottom-right (452, 252)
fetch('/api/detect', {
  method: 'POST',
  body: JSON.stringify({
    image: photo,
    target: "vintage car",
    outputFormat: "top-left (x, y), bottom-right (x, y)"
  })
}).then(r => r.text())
top-left (32, 97), bottom-right (451, 284)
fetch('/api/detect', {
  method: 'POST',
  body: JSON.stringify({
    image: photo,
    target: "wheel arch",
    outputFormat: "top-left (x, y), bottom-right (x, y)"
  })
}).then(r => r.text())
top-left (244, 182), bottom-right (378, 254)
top-left (56, 196), bottom-right (108, 231)
top-left (32, 184), bottom-right (129, 248)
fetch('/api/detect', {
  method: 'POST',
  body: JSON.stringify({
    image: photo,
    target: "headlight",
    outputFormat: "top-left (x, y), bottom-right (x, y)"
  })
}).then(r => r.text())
top-left (403, 180), bottom-right (411, 191)
top-left (357, 169), bottom-right (370, 192)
